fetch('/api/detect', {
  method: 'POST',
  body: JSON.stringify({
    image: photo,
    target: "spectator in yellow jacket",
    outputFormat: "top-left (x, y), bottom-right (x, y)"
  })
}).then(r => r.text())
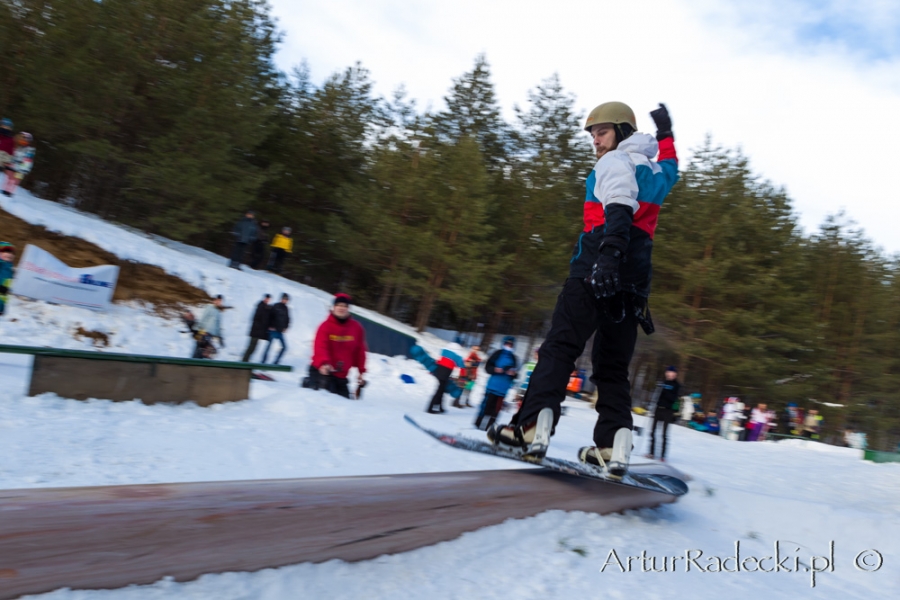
top-left (266, 226), bottom-right (293, 274)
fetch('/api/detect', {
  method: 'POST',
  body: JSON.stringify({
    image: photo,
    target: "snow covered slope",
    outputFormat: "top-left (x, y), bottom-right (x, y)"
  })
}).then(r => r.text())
top-left (1, 191), bottom-right (899, 599)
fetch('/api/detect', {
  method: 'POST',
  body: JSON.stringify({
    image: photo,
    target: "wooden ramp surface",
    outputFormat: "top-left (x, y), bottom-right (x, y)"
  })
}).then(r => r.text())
top-left (0, 468), bottom-right (681, 599)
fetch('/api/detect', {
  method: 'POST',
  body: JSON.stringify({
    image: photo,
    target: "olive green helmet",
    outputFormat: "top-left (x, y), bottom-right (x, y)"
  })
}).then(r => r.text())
top-left (583, 101), bottom-right (637, 132)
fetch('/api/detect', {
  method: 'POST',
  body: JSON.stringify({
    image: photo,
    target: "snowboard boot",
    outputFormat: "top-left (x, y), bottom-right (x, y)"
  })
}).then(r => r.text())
top-left (487, 407), bottom-right (554, 461)
top-left (578, 428), bottom-right (633, 479)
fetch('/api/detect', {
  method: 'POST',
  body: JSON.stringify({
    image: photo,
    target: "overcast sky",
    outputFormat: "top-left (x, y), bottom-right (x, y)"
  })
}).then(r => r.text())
top-left (267, 0), bottom-right (900, 255)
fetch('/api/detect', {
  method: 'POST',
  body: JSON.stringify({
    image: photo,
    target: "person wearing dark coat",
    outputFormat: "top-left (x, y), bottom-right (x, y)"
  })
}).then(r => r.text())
top-left (262, 293), bottom-right (290, 364)
top-left (647, 366), bottom-right (680, 460)
top-left (250, 220), bottom-right (270, 269)
top-left (241, 294), bottom-right (272, 362)
top-left (230, 210), bottom-right (258, 269)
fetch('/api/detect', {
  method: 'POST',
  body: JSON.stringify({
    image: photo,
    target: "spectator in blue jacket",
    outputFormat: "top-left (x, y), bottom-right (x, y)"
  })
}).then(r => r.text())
top-left (474, 336), bottom-right (519, 431)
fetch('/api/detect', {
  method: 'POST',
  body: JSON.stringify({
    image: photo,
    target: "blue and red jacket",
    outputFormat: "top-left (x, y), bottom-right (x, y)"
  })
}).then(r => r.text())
top-left (569, 133), bottom-right (679, 297)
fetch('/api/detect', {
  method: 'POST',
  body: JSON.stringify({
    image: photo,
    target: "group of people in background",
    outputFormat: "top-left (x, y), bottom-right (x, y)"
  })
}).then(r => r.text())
top-left (186, 291), bottom-right (368, 401)
top-left (241, 292), bottom-right (292, 365)
top-left (640, 366), bottom-right (835, 462)
top-left (0, 118), bottom-right (35, 198)
top-left (413, 336), bottom-right (546, 434)
top-left (230, 210), bottom-right (294, 273)
top-left (671, 395), bottom-right (825, 443)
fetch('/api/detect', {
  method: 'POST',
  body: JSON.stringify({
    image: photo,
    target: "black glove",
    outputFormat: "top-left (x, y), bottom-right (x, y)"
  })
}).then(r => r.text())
top-left (650, 103), bottom-right (673, 141)
top-left (0, 284), bottom-right (7, 295)
top-left (588, 236), bottom-right (627, 298)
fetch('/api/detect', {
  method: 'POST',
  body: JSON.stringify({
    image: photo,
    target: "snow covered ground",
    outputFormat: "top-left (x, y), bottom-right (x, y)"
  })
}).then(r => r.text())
top-left (2, 191), bottom-right (899, 599)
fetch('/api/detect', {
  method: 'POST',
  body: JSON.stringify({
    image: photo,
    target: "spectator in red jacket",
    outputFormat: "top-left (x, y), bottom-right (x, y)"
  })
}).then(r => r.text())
top-left (303, 293), bottom-right (367, 398)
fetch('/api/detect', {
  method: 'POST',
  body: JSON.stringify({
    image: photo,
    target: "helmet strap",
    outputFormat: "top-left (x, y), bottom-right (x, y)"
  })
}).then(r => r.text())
top-left (614, 123), bottom-right (635, 143)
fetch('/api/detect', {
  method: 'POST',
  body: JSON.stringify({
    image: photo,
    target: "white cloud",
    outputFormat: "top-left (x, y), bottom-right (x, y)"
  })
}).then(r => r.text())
top-left (268, 0), bottom-right (900, 254)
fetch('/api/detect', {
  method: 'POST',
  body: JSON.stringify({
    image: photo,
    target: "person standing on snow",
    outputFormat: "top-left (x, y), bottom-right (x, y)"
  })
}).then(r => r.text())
top-left (229, 210), bottom-right (258, 269)
top-left (241, 293), bottom-right (271, 362)
top-left (415, 343), bottom-right (465, 413)
top-left (249, 220), bottom-right (270, 269)
top-left (2, 132), bottom-right (35, 197)
top-left (474, 336), bottom-right (519, 431)
top-left (261, 293), bottom-right (290, 364)
top-left (0, 119), bottom-right (15, 172)
top-left (0, 118), bottom-right (16, 196)
top-left (455, 344), bottom-right (482, 408)
top-left (488, 102), bottom-right (680, 479)
top-left (0, 242), bottom-right (16, 316)
top-left (305, 293), bottom-right (367, 398)
top-left (267, 226), bottom-right (294, 274)
top-left (647, 366), bottom-right (680, 461)
top-left (747, 403), bottom-right (769, 441)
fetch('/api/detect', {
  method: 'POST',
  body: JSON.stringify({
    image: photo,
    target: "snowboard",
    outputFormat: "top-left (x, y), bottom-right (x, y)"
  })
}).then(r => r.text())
top-left (251, 371), bottom-right (276, 381)
top-left (404, 415), bottom-right (688, 497)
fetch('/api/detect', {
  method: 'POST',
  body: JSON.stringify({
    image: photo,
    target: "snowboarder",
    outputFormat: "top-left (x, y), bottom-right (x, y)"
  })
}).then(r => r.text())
top-left (474, 336), bottom-right (519, 431)
top-left (0, 242), bottom-right (16, 316)
top-left (303, 293), bottom-right (367, 398)
top-left (487, 102), bottom-right (680, 479)
top-left (267, 226), bottom-right (293, 274)
top-left (261, 293), bottom-right (290, 364)
top-left (241, 293), bottom-right (271, 362)
top-left (647, 366), bottom-right (680, 461)
top-left (229, 210), bottom-right (258, 269)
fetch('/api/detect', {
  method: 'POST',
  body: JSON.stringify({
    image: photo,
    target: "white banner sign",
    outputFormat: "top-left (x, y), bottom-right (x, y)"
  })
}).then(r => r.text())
top-left (12, 244), bottom-right (119, 311)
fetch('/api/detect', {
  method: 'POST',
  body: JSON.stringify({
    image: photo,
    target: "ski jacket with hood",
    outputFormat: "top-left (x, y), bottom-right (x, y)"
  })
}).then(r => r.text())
top-left (569, 133), bottom-right (679, 297)
top-left (311, 313), bottom-right (367, 379)
top-left (484, 347), bottom-right (518, 396)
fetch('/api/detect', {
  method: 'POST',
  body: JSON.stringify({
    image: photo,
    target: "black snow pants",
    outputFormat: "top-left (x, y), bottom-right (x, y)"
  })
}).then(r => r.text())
top-left (510, 277), bottom-right (640, 448)
top-left (649, 408), bottom-right (674, 458)
top-left (301, 365), bottom-right (351, 398)
top-left (426, 364), bottom-right (453, 413)
top-left (230, 242), bottom-right (247, 267)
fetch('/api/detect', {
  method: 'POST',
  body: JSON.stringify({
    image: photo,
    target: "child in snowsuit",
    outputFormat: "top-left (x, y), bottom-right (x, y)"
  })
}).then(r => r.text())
top-left (0, 242), bottom-right (16, 316)
top-left (454, 345), bottom-right (482, 408)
